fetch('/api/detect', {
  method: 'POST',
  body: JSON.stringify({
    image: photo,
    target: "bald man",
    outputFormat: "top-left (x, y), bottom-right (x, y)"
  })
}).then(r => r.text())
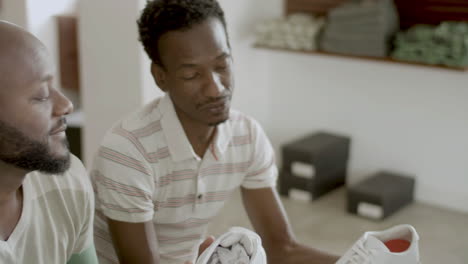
top-left (0, 21), bottom-right (98, 264)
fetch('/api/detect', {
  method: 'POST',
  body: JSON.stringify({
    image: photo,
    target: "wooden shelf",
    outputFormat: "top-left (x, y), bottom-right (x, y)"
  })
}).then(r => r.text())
top-left (285, 0), bottom-right (468, 29)
top-left (255, 45), bottom-right (468, 72)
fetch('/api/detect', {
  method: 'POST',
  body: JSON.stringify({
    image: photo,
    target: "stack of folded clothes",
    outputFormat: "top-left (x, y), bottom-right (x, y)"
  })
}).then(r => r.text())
top-left (255, 13), bottom-right (325, 51)
top-left (392, 21), bottom-right (468, 68)
top-left (320, 0), bottom-right (399, 57)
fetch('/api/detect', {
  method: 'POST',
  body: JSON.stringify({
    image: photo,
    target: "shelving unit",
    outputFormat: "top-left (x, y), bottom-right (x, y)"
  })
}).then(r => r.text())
top-left (255, 45), bottom-right (468, 72)
top-left (285, 0), bottom-right (468, 28)
top-left (274, 0), bottom-right (468, 71)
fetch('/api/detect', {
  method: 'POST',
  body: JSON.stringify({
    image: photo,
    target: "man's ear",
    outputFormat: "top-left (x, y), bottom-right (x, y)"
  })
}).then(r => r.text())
top-left (151, 62), bottom-right (167, 92)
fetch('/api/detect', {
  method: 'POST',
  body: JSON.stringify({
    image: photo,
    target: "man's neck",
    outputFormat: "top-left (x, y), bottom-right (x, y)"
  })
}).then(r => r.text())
top-left (0, 162), bottom-right (26, 241)
top-left (0, 161), bottom-right (27, 203)
top-left (174, 109), bottom-right (216, 158)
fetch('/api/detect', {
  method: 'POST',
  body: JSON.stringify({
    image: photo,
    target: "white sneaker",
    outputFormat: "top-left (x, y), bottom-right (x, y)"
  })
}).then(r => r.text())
top-left (336, 224), bottom-right (420, 264)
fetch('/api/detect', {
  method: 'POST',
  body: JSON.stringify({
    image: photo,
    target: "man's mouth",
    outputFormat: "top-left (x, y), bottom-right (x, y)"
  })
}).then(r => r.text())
top-left (50, 125), bottom-right (67, 135)
top-left (203, 101), bottom-right (226, 109)
top-left (198, 95), bottom-right (231, 110)
top-left (50, 119), bottom-right (68, 135)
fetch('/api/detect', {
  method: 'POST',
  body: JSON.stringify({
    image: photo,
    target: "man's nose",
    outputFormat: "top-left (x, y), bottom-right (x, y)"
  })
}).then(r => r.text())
top-left (203, 72), bottom-right (225, 98)
top-left (53, 90), bottom-right (74, 117)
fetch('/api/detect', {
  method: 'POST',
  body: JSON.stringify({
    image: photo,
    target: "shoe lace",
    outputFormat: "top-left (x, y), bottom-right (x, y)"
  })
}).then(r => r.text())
top-left (345, 240), bottom-right (377, 264)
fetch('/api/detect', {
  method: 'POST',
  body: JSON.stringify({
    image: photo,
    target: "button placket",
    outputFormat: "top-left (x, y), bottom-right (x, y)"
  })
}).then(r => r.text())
top-left (195, 158), bottom-right (209, 208)
top-left (196, 175), bottom-right (206, 204)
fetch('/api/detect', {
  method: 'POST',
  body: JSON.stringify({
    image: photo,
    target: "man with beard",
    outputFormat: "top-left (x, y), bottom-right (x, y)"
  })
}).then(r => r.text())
top-left (92, 1), bottom-right (339, 264)
top-left (0, 21), bottom-right (98, 264)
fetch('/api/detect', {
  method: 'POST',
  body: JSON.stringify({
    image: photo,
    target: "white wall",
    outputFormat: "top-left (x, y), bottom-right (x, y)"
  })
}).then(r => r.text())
top-left (79, 0), bottom-right (161, 166)
top-left (220, 0), bottom-right (468, 213)
top-left (265, 52), bottom-right (468, 213)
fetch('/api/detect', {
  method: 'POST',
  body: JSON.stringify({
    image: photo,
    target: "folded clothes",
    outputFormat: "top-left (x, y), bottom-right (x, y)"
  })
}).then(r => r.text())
top-left (392, 22), bottom-right (468, 67)
top-left (321, 40), bottom-right (389, 57)
top-left (206, 244), bottom-right (250, 264)
top-left (322, 29), bottom-right (389, 43)
top-left (326, 18), bottom-right (396, 36)
top-left (319, 0), bottom-right (399, 57)
top-left (255, 14), bottom-right (325, 51)
top-left (196, 227), bottom-right (266, 264)
top-left (327, 0), bottom-right (399, 35)
top-left (328, 0), bottom-right (397, 21)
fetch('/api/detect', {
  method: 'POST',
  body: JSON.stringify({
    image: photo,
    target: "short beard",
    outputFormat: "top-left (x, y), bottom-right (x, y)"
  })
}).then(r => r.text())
top-left (0, 120), bottom-right (70, 174)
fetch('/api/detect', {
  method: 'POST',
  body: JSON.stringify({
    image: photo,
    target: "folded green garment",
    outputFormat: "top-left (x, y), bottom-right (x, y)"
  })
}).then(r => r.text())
top-left (391, 22), bottom-right (468, 67)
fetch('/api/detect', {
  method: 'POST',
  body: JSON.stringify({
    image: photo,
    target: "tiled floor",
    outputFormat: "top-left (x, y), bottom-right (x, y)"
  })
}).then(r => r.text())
top-left (208, 187), bottom-right (468, 263)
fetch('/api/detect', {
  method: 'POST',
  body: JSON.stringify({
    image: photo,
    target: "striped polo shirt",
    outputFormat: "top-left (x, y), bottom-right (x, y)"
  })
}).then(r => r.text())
top-left (92, 94), bottom-right (278, 264)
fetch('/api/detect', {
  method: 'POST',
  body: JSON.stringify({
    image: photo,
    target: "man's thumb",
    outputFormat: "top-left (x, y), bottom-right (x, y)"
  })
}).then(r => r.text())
top-left (199, 236), bottom-right (215, 256)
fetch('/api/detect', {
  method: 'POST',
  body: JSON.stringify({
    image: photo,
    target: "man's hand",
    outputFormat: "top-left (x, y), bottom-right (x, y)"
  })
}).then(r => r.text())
top-left (241, 187), bottom-right (339, 264)
top-left (184, 236), bottom-right (215, 264)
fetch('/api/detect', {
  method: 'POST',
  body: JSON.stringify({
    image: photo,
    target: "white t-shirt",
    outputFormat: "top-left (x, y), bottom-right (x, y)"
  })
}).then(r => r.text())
top-left (0, 155), bottom-right (95, 264)
top-left (92, 94), bottom-right (278, 264)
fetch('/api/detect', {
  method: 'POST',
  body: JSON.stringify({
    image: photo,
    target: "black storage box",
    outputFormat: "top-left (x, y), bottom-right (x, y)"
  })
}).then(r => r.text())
top-left (347, 171), bottom-right (415, 220)
top-left (279, 132), bottom-right (351, 200)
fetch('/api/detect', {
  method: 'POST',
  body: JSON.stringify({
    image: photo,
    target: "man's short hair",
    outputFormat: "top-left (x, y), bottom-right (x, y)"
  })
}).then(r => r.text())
top-left (137, 0), bottom-right (229, 67)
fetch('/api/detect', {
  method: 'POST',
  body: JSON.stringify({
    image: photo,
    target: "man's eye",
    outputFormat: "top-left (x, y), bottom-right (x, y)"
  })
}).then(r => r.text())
top-left (182, 73), bottom-right (200, 80)
top-left (216, 65), bottom-right (227, 71)
top-left (35, 96), bottom-right (50, 102)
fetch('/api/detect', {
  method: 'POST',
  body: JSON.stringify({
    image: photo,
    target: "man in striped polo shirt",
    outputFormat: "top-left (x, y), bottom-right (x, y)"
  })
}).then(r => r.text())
top-left (92, 1), bottom-right (339, 263)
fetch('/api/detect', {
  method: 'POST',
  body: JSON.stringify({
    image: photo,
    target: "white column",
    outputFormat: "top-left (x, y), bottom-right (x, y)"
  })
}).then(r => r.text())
top-left (78, 0), bottom-right (160, 166)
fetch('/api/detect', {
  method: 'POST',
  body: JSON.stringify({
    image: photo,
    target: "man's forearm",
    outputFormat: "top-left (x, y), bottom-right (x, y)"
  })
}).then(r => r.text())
top-left (241, 187), bottom-right (339, 264)
top-left (267, 241), bottom-right (339, 264)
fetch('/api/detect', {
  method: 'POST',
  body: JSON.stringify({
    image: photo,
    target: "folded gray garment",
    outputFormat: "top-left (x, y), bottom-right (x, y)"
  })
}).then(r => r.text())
top-left (327, 0), bottom-right (399, 35)
top-left (321, 30), bottom-right (389, 43)
top-left (322, 0), bottom-right (399, 45)
top-left (208, 244), bottom-right (250, 264)
top-left (321, 40), bottom-right (389, 52)
top-left (326, 17), bottom-right (398, 36)
top-left (321, 35), bottom-right (389, 47)
top-left (329, 9), bottom-right (396, 23)
top-left (321, 38), bottom-right (389, 57)
top-left (329, 0), bottom-right (397, 20)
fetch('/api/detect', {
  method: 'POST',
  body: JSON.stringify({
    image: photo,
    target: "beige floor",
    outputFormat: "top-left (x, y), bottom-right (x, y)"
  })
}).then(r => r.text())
top-left (208, 187), bottom-right (468, 264)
